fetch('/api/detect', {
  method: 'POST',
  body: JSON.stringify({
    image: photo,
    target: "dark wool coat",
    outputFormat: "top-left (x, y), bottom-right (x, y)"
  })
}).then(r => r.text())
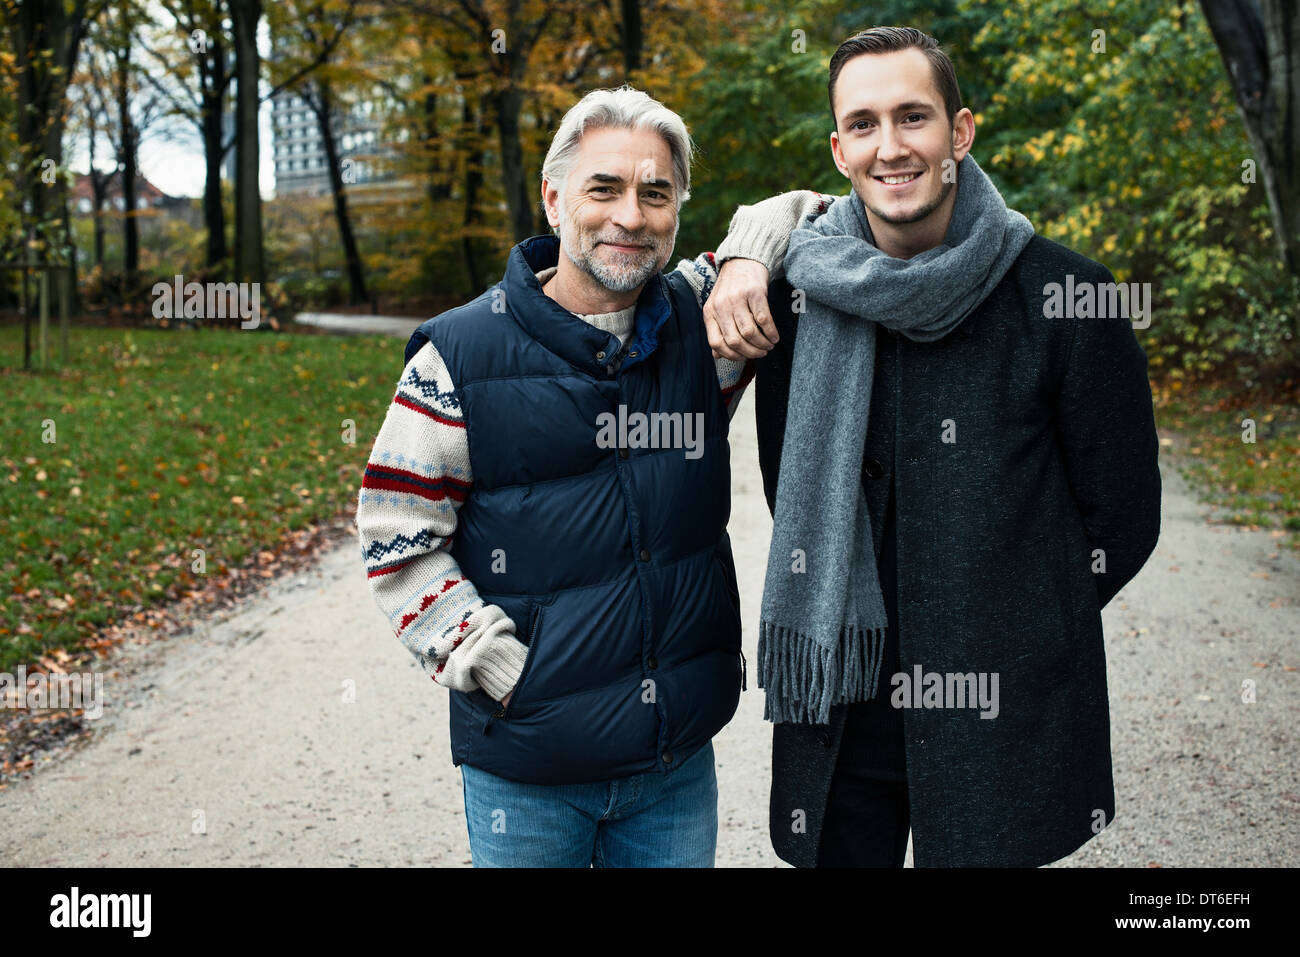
top-left (755, 234), bottom-right (1162, 867)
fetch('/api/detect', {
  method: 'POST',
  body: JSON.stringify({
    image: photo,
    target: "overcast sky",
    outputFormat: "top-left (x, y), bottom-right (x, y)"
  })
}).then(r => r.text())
top-left (66, 8), bottom-right (278, 200)
top-left (135, 101), bottom-right (276, 199)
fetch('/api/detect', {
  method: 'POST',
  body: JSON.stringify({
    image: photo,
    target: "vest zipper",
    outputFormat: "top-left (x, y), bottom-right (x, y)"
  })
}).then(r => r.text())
top-left (484, 601), bottom-right (542, 734)
top-left (606, 343), bottom-right (627, 376)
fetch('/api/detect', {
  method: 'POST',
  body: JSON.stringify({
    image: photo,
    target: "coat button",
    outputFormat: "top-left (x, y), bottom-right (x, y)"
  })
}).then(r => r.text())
top-left (662, 751), bottom-right (674, 764)
top-left (639, 548), bottom-right (650, 561)
top-left (629, 350), bottom-right (638, 358)
top-left (863, 457), bottom-right (885, 480)
top-left (619, 447), bottom-right (629, 459)
top-left (647, 656), bottom-right (657, 669)
top-left (596, 350), bottom-right (606, 360)
top-left (816, 730), bottom-right (831, 746)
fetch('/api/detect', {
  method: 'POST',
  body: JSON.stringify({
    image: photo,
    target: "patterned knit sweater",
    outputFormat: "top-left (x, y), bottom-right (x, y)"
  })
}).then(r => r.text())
top-left (357, 190), bottom-right (828, 702)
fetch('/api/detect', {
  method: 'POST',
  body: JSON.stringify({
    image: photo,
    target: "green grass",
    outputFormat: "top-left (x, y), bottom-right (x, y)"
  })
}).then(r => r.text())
top-left (1153, 374), bottom-right (1300, 553)
top-left (0, 326), bottom-right (404, 673)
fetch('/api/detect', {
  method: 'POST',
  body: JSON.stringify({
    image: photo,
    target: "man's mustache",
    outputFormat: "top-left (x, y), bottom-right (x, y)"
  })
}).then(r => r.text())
top-left (596, 236), bottom-right (654, 249)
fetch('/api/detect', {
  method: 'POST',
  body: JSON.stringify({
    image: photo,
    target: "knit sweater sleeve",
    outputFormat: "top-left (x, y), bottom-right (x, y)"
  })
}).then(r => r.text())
top-left (672, 189), bottom-right (830, 421)
top-left (713, 189), bottom-right (833, 282)
top-left (356, 340), bottom-right (528, 701)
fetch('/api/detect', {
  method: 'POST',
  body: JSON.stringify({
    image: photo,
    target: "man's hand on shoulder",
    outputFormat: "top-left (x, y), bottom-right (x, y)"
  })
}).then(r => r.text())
top-left (705, 257), bottom-right (777, 360)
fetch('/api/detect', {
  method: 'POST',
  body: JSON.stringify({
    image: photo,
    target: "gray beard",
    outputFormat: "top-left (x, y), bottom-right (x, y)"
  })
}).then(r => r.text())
top-left (559, 206), bottom-right (677, 293)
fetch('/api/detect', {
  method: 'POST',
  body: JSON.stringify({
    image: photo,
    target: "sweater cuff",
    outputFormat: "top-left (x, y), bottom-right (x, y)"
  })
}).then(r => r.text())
top-left (715, 219), bottom-right (789, 275)
top-left (469, 615), bottom-right (530, 702)
top-left (714, 190), bottom-right (825, 277)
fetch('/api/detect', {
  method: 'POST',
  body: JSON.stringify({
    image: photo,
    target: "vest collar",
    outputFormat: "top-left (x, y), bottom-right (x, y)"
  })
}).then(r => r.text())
top-left (505, 235), bottom-right (673, 376)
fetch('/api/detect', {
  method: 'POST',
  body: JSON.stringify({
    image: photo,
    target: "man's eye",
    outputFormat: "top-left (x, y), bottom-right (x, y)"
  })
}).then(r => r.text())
top-left (853, 120), bottom-right (872, 131)
top-left (592, 186), bottom-right (615, 194)
top-left (644, 191), bottom-right (667, 199)
top-left (906, 113), bottom-right (924, 122)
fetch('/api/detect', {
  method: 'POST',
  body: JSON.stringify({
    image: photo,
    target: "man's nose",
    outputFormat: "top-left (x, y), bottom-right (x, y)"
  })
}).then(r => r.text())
top-left (610, 189), bottom-right (646, 233)
top-left (877, 124), bottom-right (909, 163)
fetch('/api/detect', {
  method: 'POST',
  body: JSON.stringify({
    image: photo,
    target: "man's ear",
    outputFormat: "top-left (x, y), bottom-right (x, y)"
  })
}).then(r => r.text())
top-left (829, 131), bottom-right (851, 180)
top-left (541, 176), bottom-right (562, 229)
top-left (951, 108), bottom-right (975, 163)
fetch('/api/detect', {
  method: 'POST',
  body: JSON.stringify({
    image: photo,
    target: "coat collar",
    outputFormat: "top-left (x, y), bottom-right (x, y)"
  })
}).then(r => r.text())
top-left (504, 235), bottom-right (674, 376)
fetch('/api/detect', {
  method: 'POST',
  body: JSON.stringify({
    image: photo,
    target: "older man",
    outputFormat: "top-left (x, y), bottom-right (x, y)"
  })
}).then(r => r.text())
top-left (356, 85), bottom-right (823, 867)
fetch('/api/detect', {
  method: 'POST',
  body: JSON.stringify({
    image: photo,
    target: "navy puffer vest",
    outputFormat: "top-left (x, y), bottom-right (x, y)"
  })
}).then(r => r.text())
top-left (405, 236), bottom-right (744, 785)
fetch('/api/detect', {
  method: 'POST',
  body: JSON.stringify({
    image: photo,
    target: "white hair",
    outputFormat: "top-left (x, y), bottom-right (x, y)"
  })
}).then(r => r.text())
top-left (541, 85), bottom-right (694, 233)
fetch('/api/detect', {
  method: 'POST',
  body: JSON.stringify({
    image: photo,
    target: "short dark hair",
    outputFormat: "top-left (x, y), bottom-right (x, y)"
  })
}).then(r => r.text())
top-left (828, 26), bottom-right (963, 130)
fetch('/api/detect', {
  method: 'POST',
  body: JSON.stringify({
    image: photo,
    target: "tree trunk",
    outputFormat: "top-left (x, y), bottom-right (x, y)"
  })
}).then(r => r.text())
top-left (88, 111), bottom-right (106, 268)
top-left (1200, 0), bottom-right (1300, 276)
top-left (4, 0), bottom-right (96, 365)
top-left (310, 79), bottom-right (369, 305)
top-left (229, 0), bottom-right (265, 285)
top-left (493, 83), bottom-right (534, 243)
top-left (201, 35), bottom-right (230, 267)
top-left (422, 79), bottom-right (452, 203)
top-left (620, 0), bottom-right (642, 78)
top-left (116, 37), bottom-right (139, 281)
top-left (462, 95), bottom-right (485, 292)
top-left (535, 109), bottom-right (555, 235)
top-left (92, 172), bottom-right (107, 268)
top-left (61, 188), bottom-right (81, 315)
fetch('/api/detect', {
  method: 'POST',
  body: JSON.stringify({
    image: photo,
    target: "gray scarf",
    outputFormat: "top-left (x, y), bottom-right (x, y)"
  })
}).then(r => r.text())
top-left (757, 153), bottom-right (1035, 724)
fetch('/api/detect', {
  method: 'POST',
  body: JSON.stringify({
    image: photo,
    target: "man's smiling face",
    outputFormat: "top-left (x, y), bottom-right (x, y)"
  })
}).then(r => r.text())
top-left (543, 125), bottom-right (679, 294)
top-left (829, 47), bottom-right (974, 253)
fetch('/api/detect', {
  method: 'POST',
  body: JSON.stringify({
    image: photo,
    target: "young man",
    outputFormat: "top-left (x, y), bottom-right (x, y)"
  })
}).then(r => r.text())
top-left (705, 26), bottom-right (1162, 867)
top-left (355, 86), bottom-right (824, 867)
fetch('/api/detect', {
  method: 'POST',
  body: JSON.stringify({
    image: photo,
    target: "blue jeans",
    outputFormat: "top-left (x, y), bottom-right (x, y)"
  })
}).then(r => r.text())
top-left (460, 740), bottom-right (718, 867)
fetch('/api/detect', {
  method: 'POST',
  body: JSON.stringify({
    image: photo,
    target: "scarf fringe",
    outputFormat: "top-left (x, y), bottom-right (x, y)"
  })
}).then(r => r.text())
top-left (757, 619), bottom-right (886, 725)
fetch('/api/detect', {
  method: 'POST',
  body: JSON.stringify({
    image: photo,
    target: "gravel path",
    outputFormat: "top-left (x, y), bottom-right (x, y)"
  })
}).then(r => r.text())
top-left (2, 334), bottom-right (1295, 866)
